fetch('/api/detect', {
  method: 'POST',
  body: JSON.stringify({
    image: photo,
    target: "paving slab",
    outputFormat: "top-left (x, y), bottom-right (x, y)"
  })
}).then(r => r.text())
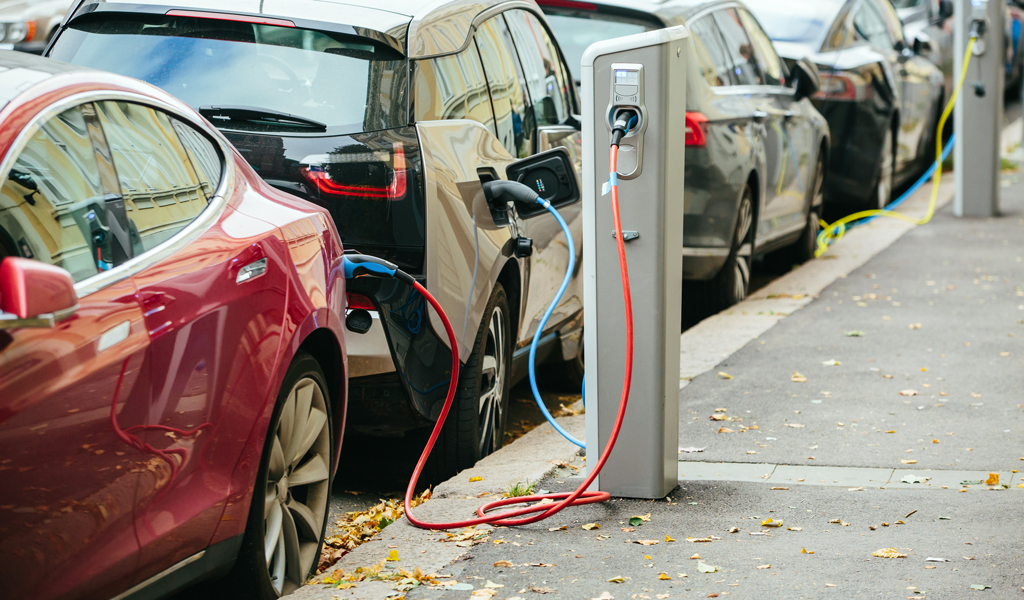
top-left (674, 462), bottom-right (776, 483)
top-left (770, 465), bottom-right (894, 488)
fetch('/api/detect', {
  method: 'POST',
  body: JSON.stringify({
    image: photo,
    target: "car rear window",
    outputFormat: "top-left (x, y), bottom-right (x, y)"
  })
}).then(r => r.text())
top-left (49, 14), bottom-right (408, 134)
top-left (542, 10), bottom-right (660, 82)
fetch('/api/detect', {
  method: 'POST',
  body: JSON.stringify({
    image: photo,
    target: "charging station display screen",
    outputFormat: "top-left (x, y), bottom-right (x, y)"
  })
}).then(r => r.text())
top-left (614, 70), bottom-right (639, 85)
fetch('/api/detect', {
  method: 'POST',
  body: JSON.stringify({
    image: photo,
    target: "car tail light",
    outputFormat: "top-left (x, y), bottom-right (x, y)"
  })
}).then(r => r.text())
top-left (166, 9), bottom-right (296, 27)
top-left (300, 143), bottom-right (408, 201)
top-left (685, 112), bottom-right (709, 147)
top-left (347, 292), bottom-right (375, 311)
top-left (815, 72), bottom-right (872, 101)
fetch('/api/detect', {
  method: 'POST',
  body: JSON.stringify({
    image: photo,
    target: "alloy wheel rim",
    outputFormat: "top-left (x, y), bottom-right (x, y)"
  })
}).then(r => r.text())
top-left (878, 129), bottom-right (894, 209)
top-left (734, 196), bottom-right (753, 301)
top-left (264, 377), bottom-right (331, 596)
top-left (478, 305), bottom-right (506, 457)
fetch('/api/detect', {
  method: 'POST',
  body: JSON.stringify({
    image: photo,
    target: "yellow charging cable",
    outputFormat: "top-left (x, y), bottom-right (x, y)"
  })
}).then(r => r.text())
top-left (815, 35), bottom-right (978, 257)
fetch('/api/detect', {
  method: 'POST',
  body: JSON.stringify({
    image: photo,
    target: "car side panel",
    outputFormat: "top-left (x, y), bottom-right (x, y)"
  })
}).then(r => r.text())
top-left (416, 119), bottom-right (518, 362)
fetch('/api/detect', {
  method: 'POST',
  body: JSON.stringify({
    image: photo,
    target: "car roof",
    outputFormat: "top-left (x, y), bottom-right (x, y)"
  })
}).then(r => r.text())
top-left (537, 0), bottom-right (735, 25)
top-left (67, 0), bottom-right (550, 58)
top-left (0, 50), bottom-right (94, 110)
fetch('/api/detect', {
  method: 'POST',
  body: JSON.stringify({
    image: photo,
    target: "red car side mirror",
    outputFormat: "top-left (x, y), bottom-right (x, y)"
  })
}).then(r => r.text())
top-left (0, 257), bottom-right (79, 329)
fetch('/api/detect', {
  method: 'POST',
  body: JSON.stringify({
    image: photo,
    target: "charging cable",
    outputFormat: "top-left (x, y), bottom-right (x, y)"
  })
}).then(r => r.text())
top-left (342, 113), bottom-right (637, 528)
top-left (815, 35), bottom-right (977, 256)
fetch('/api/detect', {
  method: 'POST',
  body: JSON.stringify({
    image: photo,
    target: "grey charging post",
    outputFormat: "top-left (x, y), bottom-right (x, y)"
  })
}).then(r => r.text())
top-left (954, 0), bottom-right (1003, 217)
top-left (582, 27), bottom-right (688, 499)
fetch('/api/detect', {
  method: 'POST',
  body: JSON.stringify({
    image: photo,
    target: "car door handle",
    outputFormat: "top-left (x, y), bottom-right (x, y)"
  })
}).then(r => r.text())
top-left (751, 110), bottom-right (769, 125)
top-left (236, 258), bottom-right (268, 284)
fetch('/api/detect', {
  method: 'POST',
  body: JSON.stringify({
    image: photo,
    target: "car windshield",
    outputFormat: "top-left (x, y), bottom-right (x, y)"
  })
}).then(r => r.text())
top-left (745, 0), bottom-right (846, 44)
top-left (49, 14), bottom-right (407, 134)
top-left (543, 12), bottom-right (660, 82)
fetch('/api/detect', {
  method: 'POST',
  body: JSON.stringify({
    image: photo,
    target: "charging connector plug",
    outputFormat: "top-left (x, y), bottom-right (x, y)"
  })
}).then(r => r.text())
top-left (611, 109), bottom-right (640, 146)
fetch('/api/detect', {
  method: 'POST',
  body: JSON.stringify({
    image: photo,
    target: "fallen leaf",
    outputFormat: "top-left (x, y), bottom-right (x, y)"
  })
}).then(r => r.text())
top-left (530, 586), bottom-right (557, 594)
top-left (607, 576), bottom-right (626, 583)
top-left (969, 584), bottom-right (991, 590)
top-left (494, 560), bottom-right (514, 568)
top-left (583, 523), bottom-right (600, 530)
top-left (925, 557), bottom-right (950, 562)
top-left (686, 536), bottom-right (714, 543)
top-left (791, 372), bottom-right (807, 383)
top-left (902, 460), bottom-right (917, 464)
top-left (728, 527), bottom-right (739, 533)
top-left (786, 423), bottom-right (805, 428)
top-left (525, 563), bottom-right (556, 567)
top-left (472, 590), bottom-right (497, 598)
top-left (985, 473), bottom-right (1000, 485)
top-left (757, 564), bottom-right (771, 569)
top-left (591, 594), bottom-right (615, 600)
top-left (658, 573), bottom-right (672, 580)
top-left (718, 427), bottom-right (735, 434)
top-left (665, 535), bottom-right (676, 542)
top-left (909, 323), bottom-right (922, 329)
top-left (747, 450), bottom-right (758, 454)
top-left (822, 359), bottom-right (841, 366)
top-left (718, 371), bottom-right (733, 379)
top-left (787, 527), bottom-right (802, 531)
top-left (845, 330), bottom-right (865, 337)
top-left (629, 517), bottom-right (644, 526)
top-left (621, 527), bottom-right (636, 532)
top-left (801, 548), bottom-right (815, 554)
top-left (468, 476), bottom-right (483, 482)
top-left (761, 518), bottom-right (783, 527)
top-left (548, 525), bottom-right (567, 531)
top-left (901, 474), bottom-right (929, 484)
top-left (387, 550), bottom-right (400, 562)
top-left (634, 540), bottom-right (659, 546)
top-left (872, 548), bottom-right (908, 558)
top-left (697, 562), bottom-right (718, 573)
top-left (825, 584), bottom-right (836, 588)
top-left (690, 553), bottom-right (701, 560)
top-left (708, 594), bottom-right (719, 598)
top-left (899, 390), bottom-right (918, 397)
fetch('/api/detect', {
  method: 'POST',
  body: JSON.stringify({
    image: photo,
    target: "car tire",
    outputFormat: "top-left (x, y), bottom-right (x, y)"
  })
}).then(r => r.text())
top-left (227, 352), bottom-right (333, 599)
top-left (426, 283), bottom-right (512, 481)
top-left (694, 185), bottom-right (754, 314)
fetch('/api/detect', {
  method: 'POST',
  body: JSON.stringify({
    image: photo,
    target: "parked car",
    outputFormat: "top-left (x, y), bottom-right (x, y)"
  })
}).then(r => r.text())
top-left (0, 51), bottom-right (348, 600)
top-left (47, 0), bottom-right (587, 479)
top-left (0, 0), bottom-right (73, 53)
top-left (893, 0), bottom-right (1024, 99)
top-left (541, 0), bottom-right (830, 310)
top-left (747, 0), bottom-right (945, 212)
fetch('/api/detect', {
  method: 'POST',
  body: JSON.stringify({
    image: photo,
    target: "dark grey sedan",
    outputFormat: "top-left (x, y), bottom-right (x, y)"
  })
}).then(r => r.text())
top-left (541, 0), bottom-right (830, 311)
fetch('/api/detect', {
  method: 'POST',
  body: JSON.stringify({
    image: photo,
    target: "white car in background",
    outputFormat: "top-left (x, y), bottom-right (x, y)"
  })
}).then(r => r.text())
top-left (0, 0), bottom-right (73, 53)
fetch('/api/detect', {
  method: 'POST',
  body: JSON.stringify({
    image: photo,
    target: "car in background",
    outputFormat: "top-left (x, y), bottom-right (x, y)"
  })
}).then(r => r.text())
top-left (893, 0), bottom-right (1024, 98)
top-left (541, 0), bottom-right (830, 311)
top-left (0, 0), bottom-right (73, 53)
top-left (0, 51), bottom-right (348, 600)
top-left (47, 0), bottom-right (587, 480)
top-left (747, 0), bottom-right (945, 213)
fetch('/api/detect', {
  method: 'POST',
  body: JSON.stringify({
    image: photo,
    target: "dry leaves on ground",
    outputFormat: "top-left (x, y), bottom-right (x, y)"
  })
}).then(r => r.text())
top-left (319, 490), bottom-right (431, 571)
top-left (872, 548), bottom-right (908, 558)
top-left (791, 372), bottom-right (808, 383)
top-left (899, 390), bottom-right (918, 397)
top-left (761, 518), bottom-right (783, 528)
top-left (583, 523), bottom-right (600, 530)
top-left (697, 562), bottom-right (718, 573)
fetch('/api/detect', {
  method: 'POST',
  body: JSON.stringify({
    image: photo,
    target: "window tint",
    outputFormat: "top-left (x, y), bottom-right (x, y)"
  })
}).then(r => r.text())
top-left (505, 10), bottom-right (573, 126)
top-left (413, 46), bottom-right (495, 134)
top-left (0, 105), bottom-right (128, 282)
top-left (738, 9), bottom-right (784, 86)
top-left (542, 10), bottom-right (659, 83)
top-left (687, 17), bottom-right (733, 87)
top-left (853, 0), bottom-right (893, 48)
top-left (714, 8), bottom-right (763, 86)
top-left (476, 17), bottom-right (532, 158)
top-left (96, 101), bottom-right (209, 253)
top-left (876, 0), bottom-right (908, 47)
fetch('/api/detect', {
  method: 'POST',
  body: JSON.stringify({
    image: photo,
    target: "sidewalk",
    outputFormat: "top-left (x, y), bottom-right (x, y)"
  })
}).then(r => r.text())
top-left (392, 176), bottom-right (1024, 599)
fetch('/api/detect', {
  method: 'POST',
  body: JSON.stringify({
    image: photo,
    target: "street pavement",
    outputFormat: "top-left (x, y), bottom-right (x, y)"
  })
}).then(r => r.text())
top-left (398, 178), bottom-right (1024, 599)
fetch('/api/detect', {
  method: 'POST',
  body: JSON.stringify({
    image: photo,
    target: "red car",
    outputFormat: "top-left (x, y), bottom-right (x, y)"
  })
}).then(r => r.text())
top-left (0, 51), bottom-right (348, 600)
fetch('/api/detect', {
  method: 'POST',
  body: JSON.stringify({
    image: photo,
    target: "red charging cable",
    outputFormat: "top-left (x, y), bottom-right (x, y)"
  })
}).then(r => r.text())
top-left (404, 144), bottom-right (633, 529)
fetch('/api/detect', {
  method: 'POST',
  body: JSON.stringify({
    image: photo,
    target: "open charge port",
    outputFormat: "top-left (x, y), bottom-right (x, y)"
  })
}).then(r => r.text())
top-left (612, 108), bottom-right (642, 135)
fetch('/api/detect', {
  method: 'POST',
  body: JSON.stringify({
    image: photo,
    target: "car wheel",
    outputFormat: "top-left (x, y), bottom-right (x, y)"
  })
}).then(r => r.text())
top-left (426, 283), bottom-right (512, 481)
top-left (694, 185), bottom-right (754, 314)
top-left (871, 125), bottom-right (895, 210)
top-left (229, 352), bottom-right (332, 599)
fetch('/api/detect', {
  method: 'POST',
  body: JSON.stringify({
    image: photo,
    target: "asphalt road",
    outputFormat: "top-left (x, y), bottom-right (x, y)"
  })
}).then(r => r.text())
top-left (401, 166), bottom-right (1024, 599)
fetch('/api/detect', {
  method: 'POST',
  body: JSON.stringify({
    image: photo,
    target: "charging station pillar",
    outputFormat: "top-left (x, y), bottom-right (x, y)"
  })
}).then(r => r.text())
top-left (954, 0), bottom-right (1003, 217)
top-left (581, 27), bottom-right (688, 499)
